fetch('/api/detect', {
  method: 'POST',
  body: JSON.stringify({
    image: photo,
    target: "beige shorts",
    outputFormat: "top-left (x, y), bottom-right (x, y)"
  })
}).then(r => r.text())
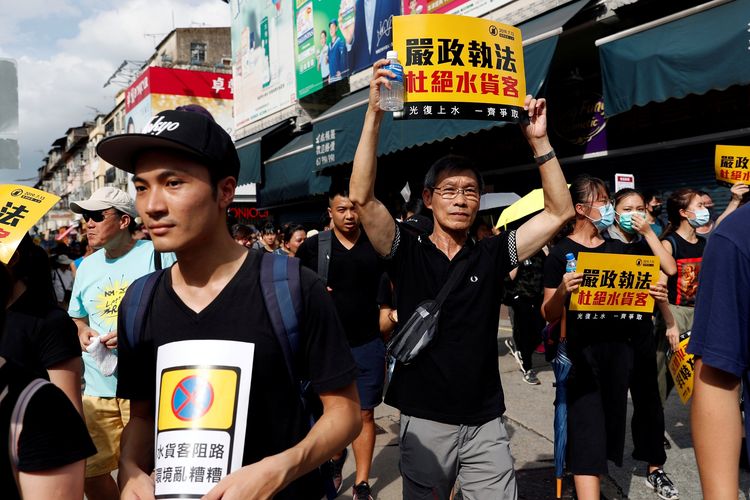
top-left (82, 396), bottom-right (130, 478)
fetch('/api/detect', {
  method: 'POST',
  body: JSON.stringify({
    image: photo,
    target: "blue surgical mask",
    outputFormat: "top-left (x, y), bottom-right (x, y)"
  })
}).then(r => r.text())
top-left (586, 203), bottom-right (614, 231)
top-left (687, 208), bottom-right (710, 227)
top-left (616, 210), bottom-right (647, 234)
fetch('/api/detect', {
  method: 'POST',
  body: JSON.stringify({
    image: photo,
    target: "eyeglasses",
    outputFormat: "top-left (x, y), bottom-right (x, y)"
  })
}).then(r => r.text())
top-left (432, 186), bottom-right (480, 201)
top-left (82, 210), bottom-right (110, 223)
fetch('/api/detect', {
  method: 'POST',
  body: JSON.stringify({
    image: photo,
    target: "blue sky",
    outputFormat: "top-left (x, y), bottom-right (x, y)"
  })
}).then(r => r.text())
top-left (0, 0), bottom-right (230, 185)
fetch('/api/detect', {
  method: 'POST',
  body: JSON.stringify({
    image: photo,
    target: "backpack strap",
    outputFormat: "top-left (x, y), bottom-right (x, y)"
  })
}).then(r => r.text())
top-left (665, 235), bottom-right (678, 258)
top-left (9, 378), bottom-right (50, 485)
top-left (154, 250), bottom-right (163, 271)
top-left (259, 253), bottom-right (303, 385)
top-left (317, 231), bottom-right (332, 286)
top-left (122, 269), bottom-right (166, 349)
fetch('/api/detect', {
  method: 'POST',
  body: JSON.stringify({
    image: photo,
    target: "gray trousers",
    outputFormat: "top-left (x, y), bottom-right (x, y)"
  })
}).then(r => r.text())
top-left (399, 414), bottom-right (518, 500)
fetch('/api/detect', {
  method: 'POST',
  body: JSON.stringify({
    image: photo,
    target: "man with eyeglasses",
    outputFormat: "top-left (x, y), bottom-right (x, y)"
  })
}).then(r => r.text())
top-left (348, 60), bottom-right (574, 498)
top-left (67, 187), bottom-right (174, 500)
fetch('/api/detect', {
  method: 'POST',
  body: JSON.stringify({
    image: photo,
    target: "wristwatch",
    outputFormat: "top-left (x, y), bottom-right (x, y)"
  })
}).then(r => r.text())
top-left (534, 149), bottom-right (556, 165)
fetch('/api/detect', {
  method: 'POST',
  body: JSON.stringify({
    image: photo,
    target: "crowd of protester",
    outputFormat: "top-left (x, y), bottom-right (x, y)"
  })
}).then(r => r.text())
top-left (2, 96), bottom-right (749, 500)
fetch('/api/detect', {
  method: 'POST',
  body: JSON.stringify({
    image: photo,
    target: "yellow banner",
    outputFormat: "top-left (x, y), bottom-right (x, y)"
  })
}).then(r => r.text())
top-left (570, 252), bottom-right (659, 315)
top-left (0, 185), bottom-right (60, 264)
top-left (667, 332), bottom-right (694, 404)
top-left (158, 367), bottom-right (239, 431)
top-left (715, 145), bottom-right (750, 186)
top-left (393, 14), bottom-right (526, 121)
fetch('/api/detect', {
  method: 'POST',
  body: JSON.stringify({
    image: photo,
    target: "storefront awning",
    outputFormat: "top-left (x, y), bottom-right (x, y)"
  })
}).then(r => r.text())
top-left (260, 132), bottom-right (331, 208)
top-left (309, 3), bottom-right (581, 171)
top-left (597, 0), bottom-right (750, 117)
top-left (235, 120), bottom-right (293, 186)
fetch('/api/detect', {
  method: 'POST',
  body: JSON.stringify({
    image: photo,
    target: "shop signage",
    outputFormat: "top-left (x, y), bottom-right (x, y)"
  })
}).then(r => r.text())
top-left (392, 14), bottom-right (526, 121)
top-left (230, 0), bottom-right (298, 129)
top-left (614, 173), bottom-right (634, 192)
top-left (402, 0), bottom-right (512, 18)
top-left (570, 252), bottom-right (659, 317)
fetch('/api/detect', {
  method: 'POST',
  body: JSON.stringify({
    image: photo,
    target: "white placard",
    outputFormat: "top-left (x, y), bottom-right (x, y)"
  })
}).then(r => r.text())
top-left (615, 173), bottom-right (635, 192)
top-left (154, 340), bottom-right (255, 498)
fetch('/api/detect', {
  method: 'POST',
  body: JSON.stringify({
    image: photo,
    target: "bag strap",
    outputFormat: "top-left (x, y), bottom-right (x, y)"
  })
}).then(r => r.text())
top-left (665, 235), bottom-right (678, 258)
top-left (259, 253), bottom-right (304, 385)
top-left (317, 231), bottom-right (332, 286)
top-left (9, 378), bottom-right (50, 486)
top-left (434, 259), bottom-right (469, 307)
top-left (123, 269), bottom-right (166, 349)
top-left (154, 250), bottom-right (163, 271)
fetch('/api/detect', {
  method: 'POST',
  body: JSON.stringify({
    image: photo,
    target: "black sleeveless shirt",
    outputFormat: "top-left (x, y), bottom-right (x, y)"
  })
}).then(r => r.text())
top-left (664, 233), bottom-right (706, 307)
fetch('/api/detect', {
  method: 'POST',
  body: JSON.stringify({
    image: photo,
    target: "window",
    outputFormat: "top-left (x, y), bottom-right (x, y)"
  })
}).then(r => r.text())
top-left (190, 42), bottom-right (207, 64)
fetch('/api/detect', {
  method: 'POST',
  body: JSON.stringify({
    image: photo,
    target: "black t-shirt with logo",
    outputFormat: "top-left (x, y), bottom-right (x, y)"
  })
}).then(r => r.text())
top-left (383, 227), bottom-right (517, 426)
top-left (116, 251), bottom-right (356, 499)
top-left (297, 231), bottom-right (383, 347)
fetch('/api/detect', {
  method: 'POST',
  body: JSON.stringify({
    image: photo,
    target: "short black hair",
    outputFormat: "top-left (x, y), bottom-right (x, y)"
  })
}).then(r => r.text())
top-left (328, 177), bottom-right (350, 201)
top-left (423, 155), bottom-right (484, 191)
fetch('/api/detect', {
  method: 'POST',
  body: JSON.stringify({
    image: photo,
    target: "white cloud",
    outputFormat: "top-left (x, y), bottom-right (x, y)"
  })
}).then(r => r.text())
top-left (0, 0), bottom-right (230, 183)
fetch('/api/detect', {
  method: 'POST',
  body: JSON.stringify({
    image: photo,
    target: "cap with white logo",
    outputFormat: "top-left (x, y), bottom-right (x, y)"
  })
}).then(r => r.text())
top-left (96, 109), bottom-right (240, 180)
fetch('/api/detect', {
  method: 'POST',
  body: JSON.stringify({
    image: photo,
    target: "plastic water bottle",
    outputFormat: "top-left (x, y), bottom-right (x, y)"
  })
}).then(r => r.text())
top-left (380, 50), bottom-right (404, 112)
top-left (565, 253), bottom-right (577, 273)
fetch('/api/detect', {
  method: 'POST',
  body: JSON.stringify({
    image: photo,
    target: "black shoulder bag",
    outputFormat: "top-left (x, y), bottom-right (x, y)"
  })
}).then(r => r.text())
top-left (387, 259), bottom-right (469, 364)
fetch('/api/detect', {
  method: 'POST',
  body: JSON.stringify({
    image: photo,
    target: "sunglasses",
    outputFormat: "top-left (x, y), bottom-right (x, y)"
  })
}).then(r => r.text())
top-left (82, 210), bottom-right (110, 223)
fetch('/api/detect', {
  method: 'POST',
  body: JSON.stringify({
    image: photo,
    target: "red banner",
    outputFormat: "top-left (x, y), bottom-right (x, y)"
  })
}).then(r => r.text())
top-left (126, 67), bottom-right (234, 112)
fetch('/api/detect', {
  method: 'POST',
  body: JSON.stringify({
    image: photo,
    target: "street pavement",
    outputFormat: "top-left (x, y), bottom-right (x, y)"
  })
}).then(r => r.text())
top-left (337, 312), bottom-right (750, 499)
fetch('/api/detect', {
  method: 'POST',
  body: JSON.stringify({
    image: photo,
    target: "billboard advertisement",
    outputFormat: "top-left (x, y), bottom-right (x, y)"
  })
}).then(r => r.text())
top-left (294, 0), bottom-right (401, 98)
top-left (402, 0), bottom-right (513, 18)
top-left (230, 0), bottom-right (298, 130)
top-left (125, 67), bottom-right (234, 135)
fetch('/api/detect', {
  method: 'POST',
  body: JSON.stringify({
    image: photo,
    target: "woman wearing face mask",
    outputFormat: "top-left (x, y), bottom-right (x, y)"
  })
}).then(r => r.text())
top-left (542, 175), bottom-right (669, 500)
top-left (654, 188), bottom-right (709, 403)
top-left (605, 189), bottom-right (680, 499)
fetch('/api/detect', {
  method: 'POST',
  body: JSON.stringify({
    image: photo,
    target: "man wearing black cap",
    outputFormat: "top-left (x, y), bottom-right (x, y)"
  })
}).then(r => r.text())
top-left (99, 108), bottom-right (361, 500)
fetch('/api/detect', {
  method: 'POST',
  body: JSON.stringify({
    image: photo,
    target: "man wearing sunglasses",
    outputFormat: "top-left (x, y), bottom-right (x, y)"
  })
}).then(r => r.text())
top-left (68, 187), bottom-right (174, 500)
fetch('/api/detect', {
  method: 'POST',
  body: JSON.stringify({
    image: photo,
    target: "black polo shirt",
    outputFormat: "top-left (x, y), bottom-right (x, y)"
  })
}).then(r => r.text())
top-left (384, 225), bottom-right (518, 425)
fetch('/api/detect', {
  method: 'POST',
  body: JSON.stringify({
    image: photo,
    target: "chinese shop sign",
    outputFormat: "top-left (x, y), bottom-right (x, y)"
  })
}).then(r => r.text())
top-left (392, 14), bottom-right (526, 121)
top-left (667, 331), bottom-right (695, 404)
top-left (0, 185), bottom-right (60, 264)
top-left (570, 252), bottom-right (659, 317)
top-left (715, 144), bottom-right (750, 186)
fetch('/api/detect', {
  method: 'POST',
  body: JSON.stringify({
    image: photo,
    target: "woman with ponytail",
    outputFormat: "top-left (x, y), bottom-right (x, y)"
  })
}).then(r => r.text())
top-left (542, 175), bottom-right (671, 500)
top-left (655, 188), bottom-right (709, 402)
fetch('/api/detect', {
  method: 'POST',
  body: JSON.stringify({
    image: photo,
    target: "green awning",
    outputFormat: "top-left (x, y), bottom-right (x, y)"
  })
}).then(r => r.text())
top-left (260, 132), bottom-right (331, 207)
top-left (236, 120), bottom-right (293, 186)
top-left (311, 24), bottom-right (563, 171)
top-left (598, 0), bottom-right (750, 117)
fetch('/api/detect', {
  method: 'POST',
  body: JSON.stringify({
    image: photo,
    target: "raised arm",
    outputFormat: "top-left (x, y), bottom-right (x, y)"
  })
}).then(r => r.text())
top-left (514, 97), bottom-right (574, 263)
top-left (349, 59), bottom-right (396, 256)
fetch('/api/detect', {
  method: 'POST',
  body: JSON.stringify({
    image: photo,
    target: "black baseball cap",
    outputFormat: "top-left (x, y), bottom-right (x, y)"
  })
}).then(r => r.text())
top-left (96, 109), bottom-right (240, 180)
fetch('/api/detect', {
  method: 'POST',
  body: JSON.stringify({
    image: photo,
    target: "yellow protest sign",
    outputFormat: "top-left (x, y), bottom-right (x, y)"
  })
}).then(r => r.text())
top-left (0, 185), bottom-right (60, 264)
top-left (158, 367), bottom-right (239, 431)
top-left (667, 332), bottom-right (694, 404)
top-left (715, 145), bottom-right (750, 186)
top-left (570, 252), bottom-right (659, 315)
top-left (393, 14), bottom-right (526, 121)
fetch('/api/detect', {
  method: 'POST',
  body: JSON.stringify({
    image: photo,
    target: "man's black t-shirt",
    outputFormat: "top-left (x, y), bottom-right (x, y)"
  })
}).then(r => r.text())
top-left (0, 359), bottom-right (95, 500)
top-left (297, 231), bottom-right (383, 346)
top-left (383, 227), bottom-right (517, 425)
top-left (3, 293), bottom-right (80, 379)
top-left (117, 251), bottom-right (356, 500)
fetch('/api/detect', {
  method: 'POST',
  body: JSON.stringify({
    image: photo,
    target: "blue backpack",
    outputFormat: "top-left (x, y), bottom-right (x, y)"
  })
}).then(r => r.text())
top-left (120, 252), bottom-right (336, 499)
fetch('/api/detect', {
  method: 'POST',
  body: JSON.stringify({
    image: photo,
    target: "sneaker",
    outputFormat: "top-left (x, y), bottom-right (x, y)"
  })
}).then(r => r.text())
top-left (353, 481), bottom-right (374, 500)
top-left (523, 370), bottom-right (541, 385)
top-left (505, 339), bottom-right (524, 372)
top-left (329, 448), bottom-right (347, 494)
top-left (645, 468), bottom-right (679, 500)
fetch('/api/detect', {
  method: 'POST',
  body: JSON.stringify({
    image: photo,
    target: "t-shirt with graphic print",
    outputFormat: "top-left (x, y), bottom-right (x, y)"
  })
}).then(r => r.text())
top-left (68, 239), bottom-right (176, 397)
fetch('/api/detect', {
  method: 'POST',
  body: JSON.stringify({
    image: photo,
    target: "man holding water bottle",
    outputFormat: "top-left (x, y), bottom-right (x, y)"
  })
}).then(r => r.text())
top-left (348, 59), bottom-right (573, 498)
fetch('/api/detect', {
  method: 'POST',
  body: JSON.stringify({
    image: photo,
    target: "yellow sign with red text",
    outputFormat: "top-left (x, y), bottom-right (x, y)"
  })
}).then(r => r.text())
top-left (0, 185), bottom-right (60, 264)
top-left (667, 332), bottom-right (694, 404)
top-left (570, 252), bottom-right (659, 315)
top-left (715, 145), bottom-right (750, 186)
top-left (393, 14), bottom-right (526, 121)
